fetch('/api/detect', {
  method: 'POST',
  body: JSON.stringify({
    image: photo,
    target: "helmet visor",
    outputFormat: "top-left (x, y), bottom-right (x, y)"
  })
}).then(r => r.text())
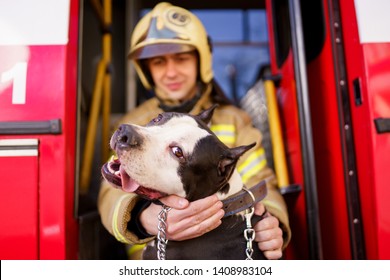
top-left (129, 43), bottom-right (195, 60)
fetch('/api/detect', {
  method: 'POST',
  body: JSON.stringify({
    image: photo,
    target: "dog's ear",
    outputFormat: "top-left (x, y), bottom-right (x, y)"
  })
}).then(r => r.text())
top-left (196, 104), bottom-right (218, 124)
top-left (218, 142), bottom-right (256, 176)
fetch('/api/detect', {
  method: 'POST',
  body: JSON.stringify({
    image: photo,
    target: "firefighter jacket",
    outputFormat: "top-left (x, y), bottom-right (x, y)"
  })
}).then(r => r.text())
top-left (97, 85), bottom-right (291, 250)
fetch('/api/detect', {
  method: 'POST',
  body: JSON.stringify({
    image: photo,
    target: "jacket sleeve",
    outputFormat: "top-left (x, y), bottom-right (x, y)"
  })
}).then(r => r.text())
top-left (97, 180), bottom-right (155, 244)
top-left (233, 109), bottom-right (292, 250)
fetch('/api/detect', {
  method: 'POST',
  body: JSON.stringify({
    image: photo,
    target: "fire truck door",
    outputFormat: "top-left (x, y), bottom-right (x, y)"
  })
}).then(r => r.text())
top-left (0, 139), bottom-right (39, 259)
top-left (0, 0), bottom-right (79, 259)
top-left (266, 0), bottom-right (322, 259)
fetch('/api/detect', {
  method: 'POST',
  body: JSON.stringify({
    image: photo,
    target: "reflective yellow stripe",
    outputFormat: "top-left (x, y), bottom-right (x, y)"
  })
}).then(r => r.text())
top-left (210, 124), bottom-right (235, 145)
top-left (128, 244), bottom-right (146, 257)
top-left (112, 195), bottom-right (130, 243)
top-left (238, 147), bottom-right (267, 183)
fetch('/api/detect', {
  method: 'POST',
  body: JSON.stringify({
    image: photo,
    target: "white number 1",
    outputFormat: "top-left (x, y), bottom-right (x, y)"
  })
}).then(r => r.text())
top-left (1, 62), bottom-right (28, 104)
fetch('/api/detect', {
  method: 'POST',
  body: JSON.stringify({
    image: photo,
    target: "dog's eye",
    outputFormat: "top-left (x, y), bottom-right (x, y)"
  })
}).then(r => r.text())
top-left (153, 114), bottom-right (163, 123)
top-left (171, 146), bottom-right (184, 159)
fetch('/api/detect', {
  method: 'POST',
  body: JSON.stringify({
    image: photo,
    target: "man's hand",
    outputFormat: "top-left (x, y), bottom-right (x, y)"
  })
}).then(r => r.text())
top-left (139, 196), bottom-right (284, 259)
top-left (139, 194), bottom-right (224, 241)
top-left (254, 202), bottom-right (284, 259)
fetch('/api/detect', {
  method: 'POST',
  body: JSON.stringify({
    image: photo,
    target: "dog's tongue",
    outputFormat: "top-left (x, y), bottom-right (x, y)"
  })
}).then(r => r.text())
top-left (120, 166), bottom-right (140, 193)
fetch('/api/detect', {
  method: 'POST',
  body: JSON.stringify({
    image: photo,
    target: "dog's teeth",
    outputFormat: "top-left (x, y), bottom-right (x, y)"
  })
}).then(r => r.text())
top-left (114, 170), bottom-right (121, 177)
top-left (107, 163), bottom-right (115, 174)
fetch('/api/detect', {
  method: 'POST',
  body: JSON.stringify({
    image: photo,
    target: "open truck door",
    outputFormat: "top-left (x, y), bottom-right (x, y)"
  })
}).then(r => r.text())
top-left (266, 0), bottom-right (390, 259)
top-left (265, 0), bottom-right (322, 259)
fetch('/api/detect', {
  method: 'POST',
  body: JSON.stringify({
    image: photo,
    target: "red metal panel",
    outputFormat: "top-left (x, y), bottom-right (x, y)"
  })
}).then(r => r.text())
top-left (63, 0), bottom-right (79, 259)
top-left (0, 47), bottom-right (78, 260)
top-left (0, 46), bottom-right (65, 119)
top-left (0, 0), bottom-right (79, 259)
top-left (340, 0), bottom-right (390, 259)
top-left (266, 0), bottom-right (390, 260)
top-left (38, 0), bottom-right (79, 259)
top-left (362, 43), bottom-right (390, 259)
top-left (305, 0), bottom-right (352, 260)
top-left (0, 151), bottom-right (39, 259)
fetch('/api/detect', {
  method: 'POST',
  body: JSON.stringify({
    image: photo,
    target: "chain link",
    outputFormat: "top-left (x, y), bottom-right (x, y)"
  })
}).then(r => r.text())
top-left (244, 227), bottom-right (256, 260)
top-left (244, 207), bottom-right (255, 260)
top-left (242, 186), bottom-right (256, 260)
top-left (157, 204), bottom-right (171, 260)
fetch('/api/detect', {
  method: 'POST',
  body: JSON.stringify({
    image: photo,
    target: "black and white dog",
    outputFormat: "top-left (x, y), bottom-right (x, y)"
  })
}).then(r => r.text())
top-left (101, 105), bottom-right (267, 259)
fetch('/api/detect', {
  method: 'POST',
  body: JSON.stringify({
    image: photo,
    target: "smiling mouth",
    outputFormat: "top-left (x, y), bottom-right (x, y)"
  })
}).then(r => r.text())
top-left (101, 156), bottom-right (168, 200)
top-left (166, 83), bottom-right (182, 91)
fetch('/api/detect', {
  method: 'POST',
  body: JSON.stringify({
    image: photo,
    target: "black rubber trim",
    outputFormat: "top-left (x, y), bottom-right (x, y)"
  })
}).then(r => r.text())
top-left (279, 184), bottom-right (302, 196)
top-left (0, 119), bottom-right (62, 135)
top-left (374, 118), bottom-right (390, 134)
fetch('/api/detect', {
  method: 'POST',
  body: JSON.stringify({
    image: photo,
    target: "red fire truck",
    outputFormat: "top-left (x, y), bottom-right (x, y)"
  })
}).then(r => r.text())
top-left (0, 0), bottom-right (389, 260)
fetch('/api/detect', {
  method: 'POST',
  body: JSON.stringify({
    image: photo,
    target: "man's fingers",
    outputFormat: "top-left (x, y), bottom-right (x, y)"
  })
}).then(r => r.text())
top-left (165, 196), bottom-right (224, 240)
top-left (159, 195), bottom-right (189, 210)
top-left (141, 194), bottom-right (224, 240)
top-left (254, 215), bottom-right (279, 232)
top-left (167, 194), bottom-right (221, 222)
top-left (167, 206), bottom-right (224, 240)
top-left (254, 201), bottom-right (266, 216)
top-left (257, 232), bottom-right (283, 250)
top-left (253, 213), bottom-right (284, 259)
top-left (262, 248), bottom-right (283, 260)
top-left (144, 194), bottom-right (224, 241)
top-left (254, 216), bottom-right (283, 243)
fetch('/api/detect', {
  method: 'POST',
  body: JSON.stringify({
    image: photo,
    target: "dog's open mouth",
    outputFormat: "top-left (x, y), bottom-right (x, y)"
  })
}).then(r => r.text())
top-left (101, 156), bottom-right (167, 200)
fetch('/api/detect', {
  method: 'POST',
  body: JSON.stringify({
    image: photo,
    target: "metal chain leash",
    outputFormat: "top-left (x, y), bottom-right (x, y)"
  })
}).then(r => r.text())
top-left (157, 204), bottom-right (171, 260)
top-left (242, 187), bottom-right (256, 260)
top-left (244, 207), bottom-right (255, 260)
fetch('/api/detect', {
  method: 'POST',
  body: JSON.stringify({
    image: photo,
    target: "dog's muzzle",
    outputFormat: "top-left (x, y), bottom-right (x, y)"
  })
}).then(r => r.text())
top-left (101, 155), bottom-right (168, 200)
top-left (102, 124), bottom-right (168, 200)
top-left (110, 124), bottom-right (143, 151)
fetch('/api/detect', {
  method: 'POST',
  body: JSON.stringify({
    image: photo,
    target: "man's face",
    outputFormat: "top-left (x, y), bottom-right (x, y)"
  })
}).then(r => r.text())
top-left (146, 51), bottom-right (198, 101)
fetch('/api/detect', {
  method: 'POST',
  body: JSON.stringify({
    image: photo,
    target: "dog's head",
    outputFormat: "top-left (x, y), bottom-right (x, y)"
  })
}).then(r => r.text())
top-left (101, 105), bottom-right (255, 201)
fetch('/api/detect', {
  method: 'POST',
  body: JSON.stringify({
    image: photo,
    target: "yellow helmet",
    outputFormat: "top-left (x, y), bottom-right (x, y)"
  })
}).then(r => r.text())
top-left (128, 2), bottom-right (213, 90)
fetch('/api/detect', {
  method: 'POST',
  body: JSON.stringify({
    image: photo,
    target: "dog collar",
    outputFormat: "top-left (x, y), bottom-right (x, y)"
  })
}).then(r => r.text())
top-left (222, 180), bottom-right (268, 217)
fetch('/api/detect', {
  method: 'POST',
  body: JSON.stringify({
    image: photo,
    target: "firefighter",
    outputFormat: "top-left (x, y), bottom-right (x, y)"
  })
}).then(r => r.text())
top-left (98, 2), bottom-right (291, 260)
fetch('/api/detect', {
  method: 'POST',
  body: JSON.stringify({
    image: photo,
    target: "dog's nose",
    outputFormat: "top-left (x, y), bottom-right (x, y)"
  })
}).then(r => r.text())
top-left (114, 124), bottom-right (142, 150)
